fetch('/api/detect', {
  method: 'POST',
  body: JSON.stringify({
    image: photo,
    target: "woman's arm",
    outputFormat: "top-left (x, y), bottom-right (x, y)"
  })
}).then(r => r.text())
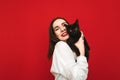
top-left (50, 41), bottom-right (88, 80)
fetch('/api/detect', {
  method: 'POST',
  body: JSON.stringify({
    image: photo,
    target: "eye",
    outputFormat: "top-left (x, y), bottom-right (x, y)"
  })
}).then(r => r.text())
top-left (70, 29), bottom-right (72, 32)
top-left (55, 28), bottom-right (58, 31)
top-left (55, 28), bottom-right (59, 31)
top-left (54, 26), bottom-right (60, 31)
top-left (64, 24), bottom-right (68, 26)
top-left (62, 22), bottom-right (68, 27)
top-left (75, 27), bottom-right (78, 31)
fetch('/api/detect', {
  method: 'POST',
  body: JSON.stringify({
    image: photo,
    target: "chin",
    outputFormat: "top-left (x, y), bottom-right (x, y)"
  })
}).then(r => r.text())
top-left (62, 36), bottom-right (69, 41)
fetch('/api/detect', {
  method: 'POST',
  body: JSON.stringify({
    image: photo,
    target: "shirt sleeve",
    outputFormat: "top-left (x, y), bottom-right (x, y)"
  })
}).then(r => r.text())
top-left (50, 41), bottom-right (88, 80)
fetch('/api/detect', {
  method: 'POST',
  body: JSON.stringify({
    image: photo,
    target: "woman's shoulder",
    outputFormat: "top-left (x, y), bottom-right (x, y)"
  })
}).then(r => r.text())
top-left (55, 41), bottom-right (72, 52)
top-left (55, 41), bottom-right (68, 47)
top-left (53, 41), bottom-right (74, 58)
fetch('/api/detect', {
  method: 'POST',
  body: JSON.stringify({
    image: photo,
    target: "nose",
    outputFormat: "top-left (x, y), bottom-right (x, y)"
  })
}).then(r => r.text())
top-left (60, 26), bottom-right (66, 32)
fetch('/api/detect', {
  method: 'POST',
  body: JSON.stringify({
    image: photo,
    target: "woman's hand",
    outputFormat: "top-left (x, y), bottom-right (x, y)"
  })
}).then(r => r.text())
top-left (74, 31), bottom-right (85, 56)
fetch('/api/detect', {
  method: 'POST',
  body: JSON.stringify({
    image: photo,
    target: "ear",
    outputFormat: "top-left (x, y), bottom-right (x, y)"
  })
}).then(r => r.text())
top-left (74, 19), bottom-right (79, 26)
top-left (75, 19), bottom-right (78, 24)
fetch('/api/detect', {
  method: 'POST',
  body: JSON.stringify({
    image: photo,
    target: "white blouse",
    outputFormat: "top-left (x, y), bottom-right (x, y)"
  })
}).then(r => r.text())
top-left (50, 41), bottom-right (88, 80)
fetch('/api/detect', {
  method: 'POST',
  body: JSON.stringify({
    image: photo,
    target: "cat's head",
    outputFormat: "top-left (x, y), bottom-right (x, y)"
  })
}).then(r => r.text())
top-left (65, 19), bottom-right (80, 36)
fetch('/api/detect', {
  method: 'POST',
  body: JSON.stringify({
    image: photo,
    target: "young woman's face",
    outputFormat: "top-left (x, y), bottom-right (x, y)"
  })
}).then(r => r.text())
top-left (52, 19), bottom-right (69, 42)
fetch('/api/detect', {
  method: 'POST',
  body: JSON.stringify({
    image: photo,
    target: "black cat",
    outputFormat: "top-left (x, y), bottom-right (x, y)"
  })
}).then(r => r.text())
top-left (65, 19), bottom-right (90, 61)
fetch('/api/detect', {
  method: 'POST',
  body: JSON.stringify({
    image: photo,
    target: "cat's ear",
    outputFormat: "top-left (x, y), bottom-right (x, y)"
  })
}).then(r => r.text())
top-left (74, 19), bottom-right (79, 26)
top-left (75, 19), bottom-right (79, 24)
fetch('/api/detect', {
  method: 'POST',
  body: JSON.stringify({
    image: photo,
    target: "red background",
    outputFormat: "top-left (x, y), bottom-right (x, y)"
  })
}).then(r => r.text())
top-left (0, 0), bottom-right (120, 80)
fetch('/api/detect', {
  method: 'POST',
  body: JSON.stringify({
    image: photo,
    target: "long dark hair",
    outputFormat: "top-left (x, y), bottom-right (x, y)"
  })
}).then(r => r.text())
top-left (48, 17), bottom-right (69, 59)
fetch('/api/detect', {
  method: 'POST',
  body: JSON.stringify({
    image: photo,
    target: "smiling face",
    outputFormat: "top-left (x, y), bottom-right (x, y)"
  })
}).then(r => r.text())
top-left (52, 19), bottom-right (69, 42)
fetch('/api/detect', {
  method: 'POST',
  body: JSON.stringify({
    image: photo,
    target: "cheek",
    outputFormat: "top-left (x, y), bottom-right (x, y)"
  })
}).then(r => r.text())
top-left (54, 31), bottom-right (61, 38)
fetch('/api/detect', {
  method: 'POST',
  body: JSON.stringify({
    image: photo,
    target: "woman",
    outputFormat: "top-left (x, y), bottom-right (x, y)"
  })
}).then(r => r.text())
top-left (48, 17), bottom-right (88, 80)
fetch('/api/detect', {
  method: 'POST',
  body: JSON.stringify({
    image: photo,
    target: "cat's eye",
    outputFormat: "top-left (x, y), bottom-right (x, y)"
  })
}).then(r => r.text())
top-left (75, 27), bottom-right (78, 30)
top-left (70, 30), bottom-right (72, 32)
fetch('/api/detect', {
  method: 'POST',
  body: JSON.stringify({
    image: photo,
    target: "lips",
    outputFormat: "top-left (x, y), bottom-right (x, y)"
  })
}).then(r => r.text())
top-left (61, 32), bottom-right (68, 37)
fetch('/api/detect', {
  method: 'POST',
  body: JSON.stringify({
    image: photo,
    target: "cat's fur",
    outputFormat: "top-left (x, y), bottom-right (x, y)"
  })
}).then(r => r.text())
top-left (65, 19), bottom-right (90, 61)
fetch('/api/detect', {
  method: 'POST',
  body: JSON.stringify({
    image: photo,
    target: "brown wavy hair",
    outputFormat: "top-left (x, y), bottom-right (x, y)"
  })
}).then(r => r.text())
top-left (48, 17), bottom-right (69, 59)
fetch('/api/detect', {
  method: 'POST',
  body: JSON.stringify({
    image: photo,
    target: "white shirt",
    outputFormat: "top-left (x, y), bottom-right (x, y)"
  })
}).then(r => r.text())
top-left (50, 41), bottom-right (88, 80)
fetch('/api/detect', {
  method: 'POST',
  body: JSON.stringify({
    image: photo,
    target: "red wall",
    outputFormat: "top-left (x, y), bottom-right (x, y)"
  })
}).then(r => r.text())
top-left (0, 0), bottom-right (120, 80)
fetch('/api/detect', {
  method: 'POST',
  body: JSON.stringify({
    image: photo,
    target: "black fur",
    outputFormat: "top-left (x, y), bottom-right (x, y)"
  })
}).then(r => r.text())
top-left (65, 19), bottom-right (90, 61)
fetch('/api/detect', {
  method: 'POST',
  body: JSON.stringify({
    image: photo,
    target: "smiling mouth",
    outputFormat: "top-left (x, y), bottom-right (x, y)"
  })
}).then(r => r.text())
top-left (61, 32), bottom-right (68, 37)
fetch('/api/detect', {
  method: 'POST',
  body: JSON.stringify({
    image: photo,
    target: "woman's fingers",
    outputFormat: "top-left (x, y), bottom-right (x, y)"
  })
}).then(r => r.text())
top-left (79, 31), bottom-right (84, 41)
top-left (81, 31), bottom-right (84, 38)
